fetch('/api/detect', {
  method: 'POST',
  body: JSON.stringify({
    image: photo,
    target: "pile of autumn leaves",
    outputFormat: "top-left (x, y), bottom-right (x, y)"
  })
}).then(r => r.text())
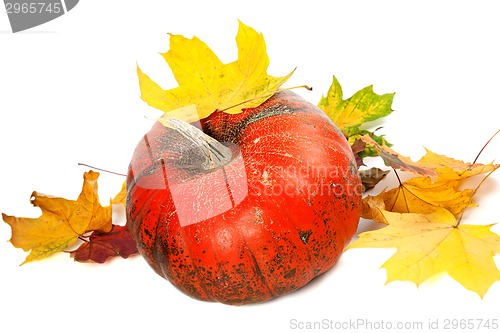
top-left (3, 21), bottom-right (499, 299)
top-left (2, 176), bottom-right (136, 264)
top-left (318, 73), bottom-right (500, 298)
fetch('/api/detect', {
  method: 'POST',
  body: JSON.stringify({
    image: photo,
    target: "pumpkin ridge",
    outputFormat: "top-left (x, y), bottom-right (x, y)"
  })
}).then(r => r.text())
top-left (177, 219), bottom-right (218, 302)
top-left (247, 241), bottom-right (276, 300)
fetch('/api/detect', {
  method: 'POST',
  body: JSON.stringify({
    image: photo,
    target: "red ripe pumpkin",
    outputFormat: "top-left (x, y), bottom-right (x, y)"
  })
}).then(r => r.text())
top-left (126, 91), bottom-right (362, 305)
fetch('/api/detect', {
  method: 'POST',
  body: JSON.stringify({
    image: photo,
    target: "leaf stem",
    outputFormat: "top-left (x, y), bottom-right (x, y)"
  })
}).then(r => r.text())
top-left (217, 84), bottom-right (313, 113)
top-left (456, 164), bottom-right (500, 227)
top-left (77, 163), bottom-right (126, 177)
top-left (280, 85), bottom-right (313, 91)
top-left (472, 129), bottom-right (499, 164)
top-left (216, 93), bottom-right (274, 113)
top-left (392, 168), bottom-right (411, 213)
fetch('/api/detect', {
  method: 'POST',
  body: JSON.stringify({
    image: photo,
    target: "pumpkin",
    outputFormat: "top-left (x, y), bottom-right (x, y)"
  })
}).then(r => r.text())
top-left (126, 91), bottom-right (362, 305)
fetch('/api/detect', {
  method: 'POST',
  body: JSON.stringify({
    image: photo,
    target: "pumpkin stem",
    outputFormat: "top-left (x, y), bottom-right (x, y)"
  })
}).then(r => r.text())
top-left (162, 118), bottom-right (233, 171)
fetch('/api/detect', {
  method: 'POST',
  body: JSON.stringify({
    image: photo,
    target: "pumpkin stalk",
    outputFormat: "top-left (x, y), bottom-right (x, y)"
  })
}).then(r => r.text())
top-left (162, 118), bottom-right (233, 171)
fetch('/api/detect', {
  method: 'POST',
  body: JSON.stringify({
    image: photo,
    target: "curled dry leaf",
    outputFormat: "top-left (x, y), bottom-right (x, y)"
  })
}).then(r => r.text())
top-left (350, 139), bottom-right (367, 167)
top-left (2, 171), bottom-right (112, 264)
top-left (71, 180), bottom-right (139, 263)
top-left (359, 167), bottom-right (389, 192)
top-left (111, 181), bottom-right (127, 206)
top-left (70, 225), bottom-right (138, 263)
top-left (359, 135), bottom-right (437, 177)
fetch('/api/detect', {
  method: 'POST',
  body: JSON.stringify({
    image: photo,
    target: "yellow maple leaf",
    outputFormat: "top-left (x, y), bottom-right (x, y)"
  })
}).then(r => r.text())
top-left (2, 171), bottom-right (112, 264)
top-left (349, 208), bottom-right (500, 298)
top-left (363, 180), bottom-right (474, 221)
top-left (416, 148), bottom-right (497, 182)
top-left (111, 181), bottom-right (126, 206)
top-left (137, 21), bottom-right (294, 121)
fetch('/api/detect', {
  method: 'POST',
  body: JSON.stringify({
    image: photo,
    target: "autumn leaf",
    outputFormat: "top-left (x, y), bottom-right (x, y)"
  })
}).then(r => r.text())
top-left (363, 181), bottom-right (474, 222)
top-left (360, 194), bottom-right (387, 223)
top-left (355, 138), bottom-right (500, 297)
top-left (415, 148), bottom-right (497, 182)
top-left (360, 135), bottom-right (498, 182)
top-left (349, 208), bottom-right (500, 298)
top-left (111, 181), bottom-right (127, 206)
top-left (2, 171), bottom-right (112, 264)
top-left (318, 76), bottom-right (394, 136)
top-left (137, 21), bottom-right (294, 122)
top-left (71, 181), bottom-right (138, 263)
top-left (69, 225), bottom-right (138, 263)
top-left (359, 167), bottom-right (389, 192)
top-left (318, 76), bottom-right (394, 165)
top-left (350, 138), bottom-right (367, 167)
top-left (361, 174), bottom-right (493, 224)
top-left (360, 140), bottom-right (498, 221)
top-left (360, 135), bottom-right (437, 177)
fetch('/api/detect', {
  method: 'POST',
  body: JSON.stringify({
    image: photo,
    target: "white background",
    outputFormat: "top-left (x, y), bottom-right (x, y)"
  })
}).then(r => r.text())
top-left (1, 1), bottom-right (500, 332)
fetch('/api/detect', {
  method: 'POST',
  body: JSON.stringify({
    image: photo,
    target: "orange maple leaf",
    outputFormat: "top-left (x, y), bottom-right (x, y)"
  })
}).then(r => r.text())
top-left (2, 171), bottom-right (112, 264)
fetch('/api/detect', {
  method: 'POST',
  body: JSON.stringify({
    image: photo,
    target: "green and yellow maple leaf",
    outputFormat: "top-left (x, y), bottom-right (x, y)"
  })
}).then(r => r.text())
top-left (318, 76), bottom-right (395, 136)
top-left (137, 21), bottom-right (294, 122)
top-left (318, 76), bottom-right (394, 162)
top-left (318, 76), bottom-right (395, 163)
